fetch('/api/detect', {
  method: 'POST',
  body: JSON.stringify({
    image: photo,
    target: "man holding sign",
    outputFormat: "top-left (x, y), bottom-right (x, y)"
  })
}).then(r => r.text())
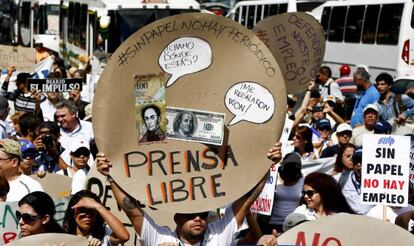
top-left (95, 143), bottom-right (282, 246)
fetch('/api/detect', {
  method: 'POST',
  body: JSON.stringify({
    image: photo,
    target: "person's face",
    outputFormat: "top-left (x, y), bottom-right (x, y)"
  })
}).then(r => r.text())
top-left (47, 92), bottom-right (59, 101)
top-left (16, 82), bottom-right (26, 92)
top-left (55, 107), bottom-right (76, 129)
top-left (180, 113), bottom-right (194, 134)
top-left (177, 212), bottom-right (208, 241)
top-left (71, 148), bottom-right (90, 170)
top-left (337, 131), bottom-right (352, 145)
top-left (143, 108), bottom-right (160, 131)
top-left (342, 147), bottom-right (355, 170)
top-left (293, 134), bottom-right (305, 148)
top-left (376, 80), bottom-right (391, 95)
top-left (317, 126), bottom-right (331, 139)
top-left (18, 204), bottom-right (47, 237)
top-left (308, 98), bottom-right (320, 107)
top-left (0, 151), bottom-right (17, 178)
top-left (353, 158), bottom-right (362, 179)
top-left (354, 76), bottom-right (365, 91)
top-left (312, 111), bottom-right (324, 121)
top-left (303, 184), bottom-right (322, 210)
top-left (363, 110), bottom-right (378, 128)
top-left (21, 155), bottom-right (35, 174)
top-left (74, 199), bottom-right (97, 233)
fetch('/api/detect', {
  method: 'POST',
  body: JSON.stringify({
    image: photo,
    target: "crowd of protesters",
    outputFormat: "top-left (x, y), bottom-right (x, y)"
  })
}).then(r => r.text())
top-left (0, 41), bottom-right (412, 245)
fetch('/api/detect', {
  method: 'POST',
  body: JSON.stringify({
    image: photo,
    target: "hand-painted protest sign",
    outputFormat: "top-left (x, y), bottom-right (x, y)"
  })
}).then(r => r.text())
top-left (92, 13), bottom-right (286, 213)
top-left (7, 233), bottom-right (88, 245)
top-left (253, 12), bottom-right (325, 94)
top-left (278, 214), bottom-right (414, 246)
top-left (361, 134), bottom-right (410, 207)
top-left (250, 163), bottom-right (278, 215)
top-left (31, 173), bottom-right (72, 198)
top-left (0, 45), bottom-right (34, 72)
top-left (27, 78), bottom-right (83, 92)
top-left (0, 197), bottom-right (70, 245)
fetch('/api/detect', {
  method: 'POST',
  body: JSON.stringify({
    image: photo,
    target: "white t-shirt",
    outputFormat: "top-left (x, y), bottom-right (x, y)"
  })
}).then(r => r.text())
top-left (59, 119), bottom-right (94, 151)
top-left (139, 207), bottom-right (239, 246)
top-left (71, 168), bottom-right (88, 194)
top-left (40, 99), bottom-right (57, 122)
top-left (293, 204), bottom-right (319, 221)
top-left (269, 177), bottom-right (304, 225)
top-left (7, 174), bottom-right (44, 201)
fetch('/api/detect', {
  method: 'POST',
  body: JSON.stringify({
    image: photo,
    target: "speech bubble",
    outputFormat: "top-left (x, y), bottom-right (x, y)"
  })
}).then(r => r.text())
top-left (225, 82), bottom-right (275, 126)
top-left (159, 37), bottom-right (212, 87)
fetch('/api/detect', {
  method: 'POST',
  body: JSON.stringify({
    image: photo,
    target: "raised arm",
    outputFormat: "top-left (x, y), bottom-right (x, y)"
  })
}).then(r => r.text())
top-left (71, 197), bottom-right (130, 243)
top-left (96, 153), bottom-right (146, 235)
top-left (293, 81), bottom-right (316, 127)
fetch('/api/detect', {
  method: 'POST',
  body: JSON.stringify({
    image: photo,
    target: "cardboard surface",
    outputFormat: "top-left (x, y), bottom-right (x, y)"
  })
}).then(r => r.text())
top-left (0, 45), bottom-right (34, 72)
top-left (31, 173), bottom-right (72, 198)
top-left (253, 12), bottom-right (325, 94)
top-left (278, 214), bottom-right (414, 246)
top-left (92, 13), bottom-right (286, 213)
top-left (8, 233), bottom-right (88, 245)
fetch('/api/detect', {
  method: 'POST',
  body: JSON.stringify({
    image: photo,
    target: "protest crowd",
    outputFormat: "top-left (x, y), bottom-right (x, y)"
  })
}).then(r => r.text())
top-left (0, 30), bottom-right (413, 246)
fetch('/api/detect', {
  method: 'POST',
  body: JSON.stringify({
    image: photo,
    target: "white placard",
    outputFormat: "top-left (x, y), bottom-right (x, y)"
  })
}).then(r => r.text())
top-left (250, 163), bottom-right (278, 215)
top-left (361, 134), bottom-right (410, 206)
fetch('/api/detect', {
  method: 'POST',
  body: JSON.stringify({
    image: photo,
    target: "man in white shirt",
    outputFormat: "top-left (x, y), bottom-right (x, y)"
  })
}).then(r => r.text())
top-left (350, 104), bottom-right (379, 147)
top-left (316, 66), bottom-right (345, 104)
top-left (55, 99), bottom-right (94, 151)
top-left (0, 139), bottom-right (43, 201)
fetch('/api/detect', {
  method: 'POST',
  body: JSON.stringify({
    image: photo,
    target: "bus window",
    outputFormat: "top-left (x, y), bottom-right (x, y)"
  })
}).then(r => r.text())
top-left (320, 7), bottom-right (331, 39)
top-left (59, 6), bottom-right (67, 40)
top-left (377, 4), bottom-right (403, 45)
top-left (21, 2), bottom-right (30, 29)
top-left (68, 2), bottom-right (74, 44)
top-left (328, 6), bottom-right (347, 42)
top-left (80, 4), bottom-right (87, 49)
top-left (411, 5), bottom-right (414, 28)
top-left (362, 5), bottom-right (379, 44)
top-left (279, 4), bottom-right (287, 14)
top-left (74, 3), bottom-right (80, 46)
top-left (345, 5), bottom-right (365, 43)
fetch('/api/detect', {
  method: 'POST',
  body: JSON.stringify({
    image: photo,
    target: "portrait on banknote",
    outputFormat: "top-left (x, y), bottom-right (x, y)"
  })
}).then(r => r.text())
top-left (135, 73), bottom-right (167, 144)
top-left (166, 107), bottom-right (225, 145)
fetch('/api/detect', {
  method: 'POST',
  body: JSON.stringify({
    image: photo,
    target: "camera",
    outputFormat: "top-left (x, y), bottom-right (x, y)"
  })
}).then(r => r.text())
top-left (42, 134), bottom-right (55, 148)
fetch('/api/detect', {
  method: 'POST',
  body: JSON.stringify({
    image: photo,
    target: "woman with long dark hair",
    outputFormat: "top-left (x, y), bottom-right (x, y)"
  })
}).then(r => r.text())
top-left (17, 191), bottom-right (63, 238)
top-left (293, 126), bottom-right (316, 160)
top-left (332, 143), bottom-right (356, 177)
top-left (293, 172), bottom-right (354, 220)
top-left (63, 190), bottom-right (129, 246)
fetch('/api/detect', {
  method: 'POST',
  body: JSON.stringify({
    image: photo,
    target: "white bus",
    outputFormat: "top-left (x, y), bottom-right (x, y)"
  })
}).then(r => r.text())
top-left (18, 0), bottom-right (60, 51)
top-left (59, 0), bottom-right (200, 68)
top-left (311, 0), bottom-right (414, 79)
top-left (226, 0), bottom-right (326, 29)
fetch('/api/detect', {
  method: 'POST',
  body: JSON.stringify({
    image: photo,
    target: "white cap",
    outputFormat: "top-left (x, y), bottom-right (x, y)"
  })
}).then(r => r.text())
top-left (283, 213), bottom-right (308, 232)
top-left (323, 95), bottom-right (336, 103)
top-left (336, 123), bottom-right (352, 133)
top-left (69, 138), bottom-right (90, 153)
top-left (363, 103), bottom-right (378, 113)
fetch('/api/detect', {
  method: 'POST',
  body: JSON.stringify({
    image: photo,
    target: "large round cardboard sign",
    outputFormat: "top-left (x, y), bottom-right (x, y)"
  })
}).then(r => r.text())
top-left (8, 233), bottom-right (88, 245)
top-left (278, 214), bottom-right (414, 245)
top-left (92, 13), bottom-right (286, 213)
top-left (31, 173), bottom-right (72, 198)
top-left (253, 12), bottom-right (325, 94)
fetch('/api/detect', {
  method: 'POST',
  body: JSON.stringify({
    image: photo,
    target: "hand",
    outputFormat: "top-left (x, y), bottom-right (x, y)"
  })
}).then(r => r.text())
top-left (267, 142), bottom-right (282, 163)
top-left (33, 134), bottom-right (44, 151)
top-left (69, 87), bottom-right (81, 103)
top-left (36, 171), bottom-right (46, 178)
top-left (32, 89), bottom-right (42, 104)
top-left (308, 80), bottom-right (315, 91)
top-left (394, 114), bottom-right (406, 124)
top-left (257, 229), bottom-right (278, 246)
top-left (72, 197), bottom-right (101, 211)
top-left (6, 65), bottom-right (16, 76)
top-left (96, 153), bottom-right (112, 176)
top-left (88, 237), bottom-right (102, 246)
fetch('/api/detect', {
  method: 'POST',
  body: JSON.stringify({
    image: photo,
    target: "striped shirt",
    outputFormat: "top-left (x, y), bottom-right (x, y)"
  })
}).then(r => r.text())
top-left (1, 81), bottom-right (45, 112)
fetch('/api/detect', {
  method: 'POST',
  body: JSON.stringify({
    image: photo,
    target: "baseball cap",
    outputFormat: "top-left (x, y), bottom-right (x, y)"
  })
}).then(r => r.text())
top-left (374, 120), bottom-right (392, 134)
top-left (352, 148), bottom-right (363, 163)
top-left (16, 73), bottom-right (31, 84)
top-left (279, 153), bottom-right (302, 173)
top-left (0, 139), bottom-right (22, 160)
top-left (19, 139), bottom-right (37, 159)
top-left (69, 138), bottom-right (90, 153)
top-left (283, 213), bottom-right (308, 232)
top-left (336, 123), bottom-right (352, 134)
top-left (316, 118), bottom-right (331, 129)
top-left (323, 95), bottom-right (336, 104)
top-left (363, 104), bottom-right (378, 114)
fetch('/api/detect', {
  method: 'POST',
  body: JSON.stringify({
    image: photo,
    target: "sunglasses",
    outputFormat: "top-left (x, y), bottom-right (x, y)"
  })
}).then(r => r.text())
top-left (75, 207), bottom-right (95, 214)
top-left (302, 190), bottom-right (318, 198)
top-left (72, 149), bottom-right (90, 157)
top-left (182, 212), bottom-right (209, 220)
top-left (344, 154), bottom-right (353, 159)
top-left (318, 127), bottom-right (331, 132)
top-left (15, 211), bottom-right (42, 224)
top-left (294, 135), bottom-right (303, 140)
top-left (338, 132), bottom-right (352, 137)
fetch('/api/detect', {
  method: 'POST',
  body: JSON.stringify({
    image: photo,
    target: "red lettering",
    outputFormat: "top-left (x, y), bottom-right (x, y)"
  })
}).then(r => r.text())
top-left (3, 232), bottom-right (17, 244)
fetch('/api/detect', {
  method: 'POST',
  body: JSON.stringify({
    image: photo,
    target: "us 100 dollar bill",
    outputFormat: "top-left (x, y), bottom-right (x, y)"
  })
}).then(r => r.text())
top-left (166, 107), bottom-right (225, 146)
